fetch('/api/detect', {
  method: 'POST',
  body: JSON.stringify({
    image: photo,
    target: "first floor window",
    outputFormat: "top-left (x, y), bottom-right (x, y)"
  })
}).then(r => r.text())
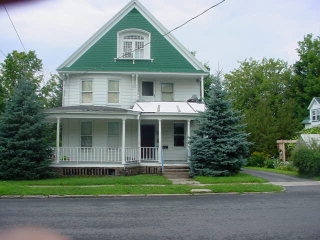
top-left (107, 122), bottom-right (120, 147)
top-left (81, 122), bottom-right (92, 147)
top-left (174, 123), bottom-right (185, 147)
top-left (161, 83), bottom-right (174, 101)
top-left (142, 81), bottom-right (154, 96)
top-left (81, 79), bottom-right (92, 104)
top-left (108, 80), bottom-right (119, 103)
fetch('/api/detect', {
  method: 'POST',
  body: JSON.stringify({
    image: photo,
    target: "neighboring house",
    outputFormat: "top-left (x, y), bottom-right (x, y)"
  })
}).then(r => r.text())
top-left (46, 0), bottom-right (208, 176)
top-left (303, 97), bottom-right (320, 129)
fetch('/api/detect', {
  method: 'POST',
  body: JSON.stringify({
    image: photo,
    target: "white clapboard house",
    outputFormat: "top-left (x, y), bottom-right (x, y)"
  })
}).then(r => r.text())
top-left (46, 0), bottom-right (208, 176)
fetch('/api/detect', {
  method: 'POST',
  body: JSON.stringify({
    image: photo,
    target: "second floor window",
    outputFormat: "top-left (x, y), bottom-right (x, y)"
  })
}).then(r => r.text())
top-left (312, 109), bottom-right (320, 121)
top-left (108, 80), bottom-right (119, 103)
top-left (161, 83), bottom-right (174, 101)
top-left (81, 122), bottom-right (92, 147)
top-left (142, 82), bottom-right (154, 96)
top-left (81, 80), bottom-right (92, 104)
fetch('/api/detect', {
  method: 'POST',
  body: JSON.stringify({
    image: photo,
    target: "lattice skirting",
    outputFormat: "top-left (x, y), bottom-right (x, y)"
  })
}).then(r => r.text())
top-left (52, 166), bottom-right (162, 176)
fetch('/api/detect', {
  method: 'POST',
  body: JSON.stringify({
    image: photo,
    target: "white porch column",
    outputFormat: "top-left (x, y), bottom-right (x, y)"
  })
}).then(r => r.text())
top-left (56, 117), bottom-right (60, 163)
top-left (200, 76), bottom-right (204, 101)
top-left (187, 120), bottom-right (191, 162)
top-left (122, 118), bottom-right (126, 165)
top-left (158, 119), bottom-right (162, 163)
top-left (135, 74), bottom-right (139, 101)
top-left (138, 118), bottom-right (141, 162)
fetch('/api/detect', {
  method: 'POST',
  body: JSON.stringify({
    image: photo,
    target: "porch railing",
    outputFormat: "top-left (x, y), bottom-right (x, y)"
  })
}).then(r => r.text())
top-left (140, 147), bottom-right (158, 162)
top-left (52, 147), bottom-right (159, 164)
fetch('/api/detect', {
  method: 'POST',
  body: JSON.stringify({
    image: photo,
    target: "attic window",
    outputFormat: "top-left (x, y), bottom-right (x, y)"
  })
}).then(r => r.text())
top-left (117, 29), bottom-right (151, 60)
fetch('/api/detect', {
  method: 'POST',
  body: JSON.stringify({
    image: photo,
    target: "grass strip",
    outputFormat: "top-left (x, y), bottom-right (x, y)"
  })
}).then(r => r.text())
top-left (2, 175), bottom-right (171, 186)
top-left (0, 183), bottom-right (282, 196)
top-left (194, 173), bottom-right (268, 184)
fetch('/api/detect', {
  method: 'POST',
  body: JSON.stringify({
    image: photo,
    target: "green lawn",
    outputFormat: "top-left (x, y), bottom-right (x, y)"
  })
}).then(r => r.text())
top-left (0, 182), bottom-right (282, 196)
top-left (194, 173), bottom-right (268, 184)
top-left (6, 175), bottom-right (172, 186)
top-left (245, 167), bottom-right (299, 176)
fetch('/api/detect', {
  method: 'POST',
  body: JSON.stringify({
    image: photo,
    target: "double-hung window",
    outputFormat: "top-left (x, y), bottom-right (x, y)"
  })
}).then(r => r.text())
top-left (161, 83), bottom-right (174, 101)
top-left (108, 80), bottom-right (119, 103)
top-left (174, 123), bottom-right (185, 147)
top-left (81, 122), bottom-right (92, 147)
top-left (81, 80), bottom-right (92, 104)
top-left (312, 110), bottom-right (317, 121)
top-left (107, 122), bottom-right (120, 147)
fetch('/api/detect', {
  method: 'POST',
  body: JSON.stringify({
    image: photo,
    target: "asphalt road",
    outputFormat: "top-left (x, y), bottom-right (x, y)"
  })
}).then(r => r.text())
top-left (1, 185), bottom-right (320, 240)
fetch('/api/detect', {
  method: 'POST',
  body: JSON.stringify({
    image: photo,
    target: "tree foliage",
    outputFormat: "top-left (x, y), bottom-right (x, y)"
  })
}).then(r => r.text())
top-left (292, 34), bottom-right (320, 119)
top-left (0, 50), bottom-right (63, 113)
top-left (189, 74), bottom-right (250, 176)
top-left (0, 79), bottom-right (54, 180)
top-left (224, 58), bottom-right (300, 155)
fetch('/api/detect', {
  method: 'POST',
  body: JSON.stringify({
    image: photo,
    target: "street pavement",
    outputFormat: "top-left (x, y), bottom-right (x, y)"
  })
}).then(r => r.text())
top-left (1, 170), bottom-right (320, 240)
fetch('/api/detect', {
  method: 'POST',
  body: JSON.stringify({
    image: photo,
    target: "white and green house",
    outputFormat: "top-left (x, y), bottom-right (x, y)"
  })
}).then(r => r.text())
top-left (47, 0), bottom-right (208, 176)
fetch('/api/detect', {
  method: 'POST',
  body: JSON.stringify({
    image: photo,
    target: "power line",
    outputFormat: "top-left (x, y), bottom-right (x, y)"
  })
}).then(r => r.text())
top-left (117, 0), bottom-right (226, 59)
top-left (0, 49), bottom-right (6, 58)
top-left (3, 5), bottom-right (26, 52)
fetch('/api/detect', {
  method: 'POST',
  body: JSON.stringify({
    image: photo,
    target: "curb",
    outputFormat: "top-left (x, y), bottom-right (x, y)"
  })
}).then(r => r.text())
top-left (0, 190), bottom-right (285, 199)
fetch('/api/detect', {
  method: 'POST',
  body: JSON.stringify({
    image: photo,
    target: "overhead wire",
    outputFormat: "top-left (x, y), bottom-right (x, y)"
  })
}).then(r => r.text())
top-left (117, 0), bottom-right (226, 59)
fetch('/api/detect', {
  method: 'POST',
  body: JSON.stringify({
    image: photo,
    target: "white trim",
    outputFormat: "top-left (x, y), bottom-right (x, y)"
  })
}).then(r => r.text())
top-left (59, 70), bottom-right (208, 76)
top-left (57, 0), bottom-right (206, 72)
top-left (308, 97), bottom-right (320, 110)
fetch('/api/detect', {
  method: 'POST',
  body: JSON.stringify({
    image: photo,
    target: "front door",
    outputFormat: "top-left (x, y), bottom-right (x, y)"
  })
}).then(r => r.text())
top-left (141, 125), bottom-right (155, 159)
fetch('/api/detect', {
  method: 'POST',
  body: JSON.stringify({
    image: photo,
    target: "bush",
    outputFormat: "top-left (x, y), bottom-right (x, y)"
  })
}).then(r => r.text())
top-left (263, 159), bottom-right (275, 168)
top-left (273, 159), bottom-right (297, 171)
top-left (290, 145), bottom-right (320, 176)
top-left (247, 152), bottom-right (271, 167)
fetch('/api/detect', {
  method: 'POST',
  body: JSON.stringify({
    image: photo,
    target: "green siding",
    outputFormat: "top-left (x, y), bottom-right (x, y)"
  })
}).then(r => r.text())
top-left (59, 8), bottom-right (205, 73)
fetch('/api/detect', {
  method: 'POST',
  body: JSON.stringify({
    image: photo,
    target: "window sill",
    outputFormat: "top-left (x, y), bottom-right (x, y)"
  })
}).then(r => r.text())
top-left (113, 58), bottom-right (154, 64)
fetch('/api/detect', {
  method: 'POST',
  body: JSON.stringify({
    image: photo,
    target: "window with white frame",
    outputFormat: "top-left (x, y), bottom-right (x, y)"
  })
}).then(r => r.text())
top-left (161, 83), bottom-right (174, 101)
top-left (317, 109), bottom-right (320, 121)
top-left (107, 122), bottom-right (120, 147)
top-left (142, 81), bottom-right (154, 96)
top-left (174, 123), bottom-right (185, 147)
top-left (117, 29), bottom-right (150, 59)
top-left (81, 80), bottom-right (92, 104)
top-left (108, 80), bottom-right (119, 103)
top-left (81, 122), bottom-right (92, 147)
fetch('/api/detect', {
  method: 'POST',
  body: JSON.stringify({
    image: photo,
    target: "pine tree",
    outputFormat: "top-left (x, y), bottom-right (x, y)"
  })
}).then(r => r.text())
top-left (189, 75), bottom-right (250, 176)
top-left (0, 79), bottom-right (54, 180)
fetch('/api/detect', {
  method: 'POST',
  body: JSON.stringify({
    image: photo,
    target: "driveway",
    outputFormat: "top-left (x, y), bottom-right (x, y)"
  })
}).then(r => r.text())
top-left (242, 168), bottom-right (320, 187)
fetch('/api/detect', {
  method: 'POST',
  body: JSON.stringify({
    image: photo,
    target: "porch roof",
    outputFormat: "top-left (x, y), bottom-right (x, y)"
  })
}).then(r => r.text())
top-left (132, 102), bottom-right (205, 114)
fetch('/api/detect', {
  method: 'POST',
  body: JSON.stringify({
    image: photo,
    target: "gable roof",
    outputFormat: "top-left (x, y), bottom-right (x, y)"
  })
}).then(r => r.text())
top-left (308, 97), bottom-right (320, 110)
top-left (58, 0), bottom-right (207, 74)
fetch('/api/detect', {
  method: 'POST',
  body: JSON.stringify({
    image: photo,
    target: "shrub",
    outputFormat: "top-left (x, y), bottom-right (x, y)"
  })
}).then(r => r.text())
top-left (273, 159), bottom-right (297, 171)
top-left (290, 145), bottom-right (320, 176)
top-left (263, 159), bottom-right (275, 169)
top-left (247, 152), bottom-right (271, 167)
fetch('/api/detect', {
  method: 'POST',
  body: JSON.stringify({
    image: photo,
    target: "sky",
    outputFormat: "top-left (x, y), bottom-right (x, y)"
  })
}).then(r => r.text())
top-left (0, 0), bottom-right (319, 79)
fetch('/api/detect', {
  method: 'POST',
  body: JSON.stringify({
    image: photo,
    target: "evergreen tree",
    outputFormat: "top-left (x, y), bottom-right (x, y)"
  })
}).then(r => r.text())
top-left (189, 75), bottom-right (250, 176)
top-left (0, 79), bottom-right (54, 180)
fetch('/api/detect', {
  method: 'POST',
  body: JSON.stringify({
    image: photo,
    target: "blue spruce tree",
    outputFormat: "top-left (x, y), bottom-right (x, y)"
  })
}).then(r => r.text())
top-left (0, 79), bottom-right (54, 180)
top-left (189, 75), bottom-right (250, 176)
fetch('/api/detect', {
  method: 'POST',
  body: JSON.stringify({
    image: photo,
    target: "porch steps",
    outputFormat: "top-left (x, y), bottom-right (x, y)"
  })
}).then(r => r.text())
top-left (163, 166), bottom-right (190, 179)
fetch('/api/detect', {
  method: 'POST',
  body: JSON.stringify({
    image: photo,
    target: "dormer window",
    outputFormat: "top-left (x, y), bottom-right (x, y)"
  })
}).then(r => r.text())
top-left (117, 29), bottom-right (150, 60)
